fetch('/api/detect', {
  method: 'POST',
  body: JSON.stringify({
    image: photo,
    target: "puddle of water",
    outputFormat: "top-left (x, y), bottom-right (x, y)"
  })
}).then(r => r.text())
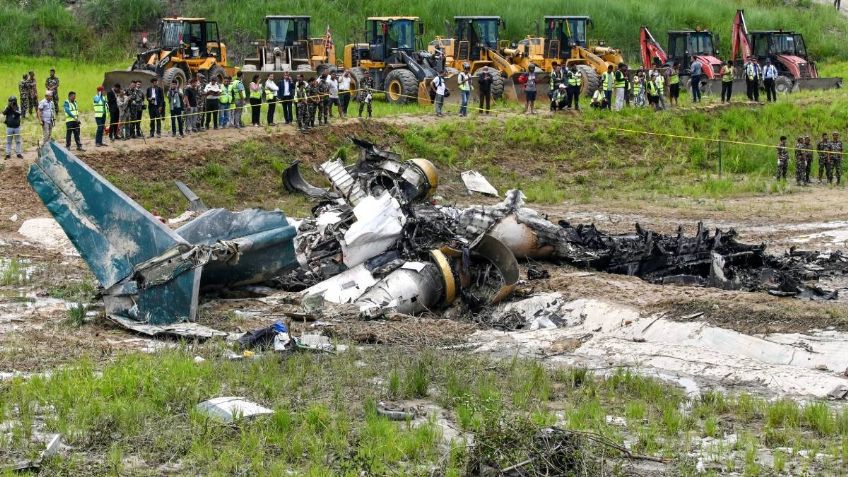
top-left (0, 257), bottom-right (36, 284)
top-left (470, 297), bottom-right (848, 399)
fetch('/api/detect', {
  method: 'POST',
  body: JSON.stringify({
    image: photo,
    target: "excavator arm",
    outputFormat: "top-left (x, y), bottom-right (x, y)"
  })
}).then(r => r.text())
top-left (483, 46), bottom-right (522, 76)
top-left (731, 9), bottom-right (752, 61)
top-left (640, 26), bottom-right (667, 69)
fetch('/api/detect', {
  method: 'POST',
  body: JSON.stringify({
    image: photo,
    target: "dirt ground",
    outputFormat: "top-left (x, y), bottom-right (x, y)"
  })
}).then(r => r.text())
top-left (2, 112), bottom-right (848, 377)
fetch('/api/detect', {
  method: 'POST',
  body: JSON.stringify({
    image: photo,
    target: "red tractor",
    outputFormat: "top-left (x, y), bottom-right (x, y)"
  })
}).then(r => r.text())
top-left (640, 26), bottom-right (726, 94)
top-left (731, 9), bottom-right (840, 93)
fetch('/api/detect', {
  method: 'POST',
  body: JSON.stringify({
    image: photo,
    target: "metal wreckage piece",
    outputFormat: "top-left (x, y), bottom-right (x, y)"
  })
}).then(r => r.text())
top-left (28, 143), bottom-right (299, 325)
top-left (284, 138), bottom-right (519, 315)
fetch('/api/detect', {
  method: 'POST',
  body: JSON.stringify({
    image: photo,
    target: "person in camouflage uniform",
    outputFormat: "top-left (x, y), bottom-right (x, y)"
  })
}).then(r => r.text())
top-left (306, 77), bottom-right (320, 128)
top-left (27, 71), bottom-right (38, 116)
top-left (317, 72), bottom-right (330, 125)
top-left (817, 133), bottom-right (831, 183)
top-left (357, 71), bottom-right (373, 118)
top-left (45, 69), bottom-right (59, 111)
top-left (294, 77), bottom-right (309, 132)
top-left (196, 73), bottom-right (208, 130)
top-left (18, 74), bottom-right (29, 119)
top-left (803, 136), bottom-right (813, 185)
top-left (130, 80), bottom-right (146, 138)
top-left (794, 136), bottom-right (805, 185)
top-left (831, 132), bottom-right (843, 185)
top-left (776, 136), bottom-right (788, 180)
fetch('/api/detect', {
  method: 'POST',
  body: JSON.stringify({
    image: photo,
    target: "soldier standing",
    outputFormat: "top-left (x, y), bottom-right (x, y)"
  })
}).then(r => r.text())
top-left (306, 77), bottom-right (320, 128)
top-left (18, 74), bottom-right (29, 119)
top-left (27, 71), bottom-right (38, 117)
top-left (817, 133), bottom-right (831, 183)
top-left (794, 136), bottom-right (805, 185)
top-left (317, 72), bottom-right (330, 125)
top-left (831, 132), bottom-right (843, 185)
top-left (131, 80), bottom-right (146, 138)
top-left (776, 136), bottom-right (788, 180)
top-left (46, 69), bottom-right (60, 111)
top-left (357, 71), bottom-right (373, 118)
top-left (295, 77), bottom-right (309, 132)
top-left (804, 136), bottom-right (813, 185)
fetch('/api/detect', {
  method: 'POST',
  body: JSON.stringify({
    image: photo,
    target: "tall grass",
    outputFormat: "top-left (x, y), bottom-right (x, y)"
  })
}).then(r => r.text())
top-left (1, 0), bottom-right (848, 63)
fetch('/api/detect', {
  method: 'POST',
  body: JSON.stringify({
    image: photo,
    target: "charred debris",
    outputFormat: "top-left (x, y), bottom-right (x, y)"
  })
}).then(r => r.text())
top-left (29, 139), bottom-right (846, 329)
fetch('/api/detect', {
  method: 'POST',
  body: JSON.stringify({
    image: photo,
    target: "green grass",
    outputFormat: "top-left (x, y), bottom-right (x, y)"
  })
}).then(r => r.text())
top-left (1, 346), bottom-right (846, 475)
top-left (3, 0), bottom-right (848, 65)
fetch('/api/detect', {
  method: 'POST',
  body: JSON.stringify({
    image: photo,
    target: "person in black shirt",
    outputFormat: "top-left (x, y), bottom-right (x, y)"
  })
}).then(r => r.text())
top-left (477, 66), bottom-right (493, 115)
top-left (107, 84), bottom-right (121, 140)
top-left (184, 78), bottom-right (199, 133)
top-left (146, 78), bottom-right (165, 137)
top-left (3, 96), bottom-right (23, 159)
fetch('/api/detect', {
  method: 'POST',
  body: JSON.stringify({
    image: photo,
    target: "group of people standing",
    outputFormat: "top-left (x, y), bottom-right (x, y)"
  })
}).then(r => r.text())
top-left (777, 133), bottom-right (843, 186)
top-left (247, 69), bottom-right (360, 132)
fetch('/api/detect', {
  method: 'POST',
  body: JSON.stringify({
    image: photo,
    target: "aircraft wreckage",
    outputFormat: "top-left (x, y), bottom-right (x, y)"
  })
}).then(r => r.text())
top-left (28, 140), bottom-right (847, 327)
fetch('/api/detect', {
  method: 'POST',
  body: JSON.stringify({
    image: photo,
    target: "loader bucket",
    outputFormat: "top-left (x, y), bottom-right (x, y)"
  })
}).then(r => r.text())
top-left (103, 69), bottom-right (158, 89)
top-left (795, 77), bottom-right (842, 92)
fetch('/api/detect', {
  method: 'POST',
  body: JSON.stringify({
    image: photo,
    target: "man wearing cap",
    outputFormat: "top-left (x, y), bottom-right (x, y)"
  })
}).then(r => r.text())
top-left (776, 136), bottom-right (788, 181)
top-left (458, 63), bottom-right (472, 117)
top-left (831, 132), bottom-right (843, 185)
top-left (803, 136), bottom-right (814, 185)
top-left (745, 57), bottom-right (761, 102)
top-left (552, 84), bottom-right (567, 111)
top-left (794, 136), bottom-right (806, 186)
top-left (477, 66), bottom-right (493, 115)
top-left (3, 96), bottom-right (23, 160)
top-left (46, 69), bottom-right (59, 111)
top-left (37, 90), bottom-right (55, 144)
top-left (817, 133), bottom-right (831, 184)
top-left (93, 86), bottom-right (108, 147)
top-left (763, 59), bottom-right (778, 102)
top-left (63, 91), bottom-right (83, 151)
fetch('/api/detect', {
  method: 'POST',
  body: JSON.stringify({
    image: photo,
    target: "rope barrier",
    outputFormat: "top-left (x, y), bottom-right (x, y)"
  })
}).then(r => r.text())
top-left (1, 84), bottom-right (843, 161)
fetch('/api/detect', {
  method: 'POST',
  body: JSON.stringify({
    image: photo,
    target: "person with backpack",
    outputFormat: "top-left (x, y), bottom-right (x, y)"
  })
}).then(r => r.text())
top-left (432, 71), bottom-right (448, 117)
top-left (3, 96), bottom-right (23, 159)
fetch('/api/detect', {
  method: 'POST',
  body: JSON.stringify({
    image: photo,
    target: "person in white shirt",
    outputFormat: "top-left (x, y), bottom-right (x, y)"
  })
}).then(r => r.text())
top-left (763, 59), bottom-right (779, 102)
top-left (327, 72), bottom-right (339, 118)
top-left (338, 71), bottom-right (352, 118)
top-left (203, 77), bottom-right (221, 129)
top-left (264, 73), bottom-right (280, 125)
top-left (432, 71), bottom-right (447, 116)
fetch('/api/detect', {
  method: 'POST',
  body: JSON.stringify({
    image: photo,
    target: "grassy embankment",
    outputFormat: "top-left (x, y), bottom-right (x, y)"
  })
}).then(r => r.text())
top-left (1, 347), bottom-right (847, 475)
top-left (2, 0), bottom-right (847, 63)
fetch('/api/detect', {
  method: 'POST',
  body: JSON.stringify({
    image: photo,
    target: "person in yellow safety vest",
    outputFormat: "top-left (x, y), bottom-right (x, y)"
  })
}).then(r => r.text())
top-left (93, 85), bottom-right (107, 147)
top-left (63, 91), bottom-right (83, 151)
top-left (551, 84), bottom-right (567, 111)
top-left (566, 65), bottom-right (582, 111)
top-left (654, 69), bottom-right (666, 110)
top-left (602, 65), bottom-right (614, 110)
top-left (646, 73), bottom-right (660, 111)
top-left (231, 71), bottom-right (246, 128)
top-left (249, 74), bottom-right (262, 126)
top-left (632, 71), bottom-right (645, 107)
top-left (458, 63), bottom-right (472, 117)
top-left (668, 64), bottom-right (680, 106)
top-left (219, 76), bottom-right (232, 128)
top-left (613, 63), bottom-right (627, 111)
top-left (720, 60), bottom-right (734, 103)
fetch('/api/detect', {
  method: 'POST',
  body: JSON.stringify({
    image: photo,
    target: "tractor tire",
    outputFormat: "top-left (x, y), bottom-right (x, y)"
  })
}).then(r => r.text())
top-left (475, 70), bottom-right (505, 100)
top-left (162, 67), bottom-right (187, 89)
top-left (775, 75), bottom-right (793, 94)
top-left (207, 65), bottom-right (225, 83)
top-left (576, 65), bottom-right (599, 97)
top-left (384, 69), bottom-right (418, 104)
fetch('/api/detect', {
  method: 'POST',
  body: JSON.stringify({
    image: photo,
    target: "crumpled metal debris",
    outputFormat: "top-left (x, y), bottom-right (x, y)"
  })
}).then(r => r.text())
top-left (461, 170), bottom-right (499, 196)
top-left (27, 143), bottom-right (299, 325)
